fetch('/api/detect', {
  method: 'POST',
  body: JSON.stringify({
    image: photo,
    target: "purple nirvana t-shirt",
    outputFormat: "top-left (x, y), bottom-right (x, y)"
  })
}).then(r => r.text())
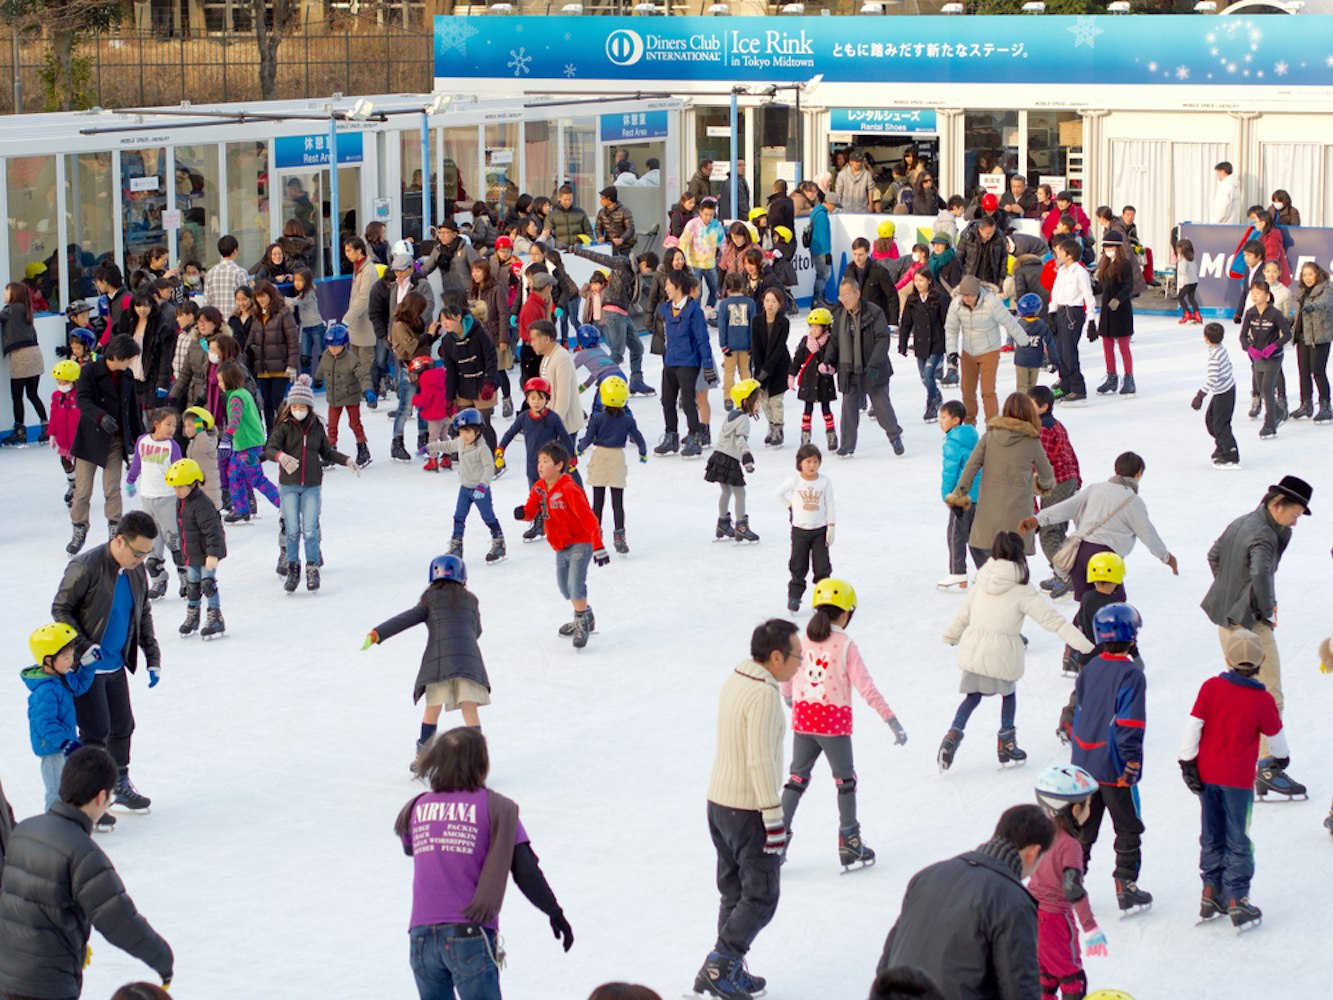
top-left (404, 789), bottom-right (529, 931)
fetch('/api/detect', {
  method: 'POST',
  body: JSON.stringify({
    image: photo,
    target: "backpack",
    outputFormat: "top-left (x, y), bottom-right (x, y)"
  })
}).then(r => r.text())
top-left (1128, 250), bottom-right (1147, 298)
top-left (801, 223), bottom-right (813, 249)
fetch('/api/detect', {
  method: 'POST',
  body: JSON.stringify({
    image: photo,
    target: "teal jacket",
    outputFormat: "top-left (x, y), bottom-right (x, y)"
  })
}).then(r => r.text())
top-left (941, 424), bottom-right (980, 503)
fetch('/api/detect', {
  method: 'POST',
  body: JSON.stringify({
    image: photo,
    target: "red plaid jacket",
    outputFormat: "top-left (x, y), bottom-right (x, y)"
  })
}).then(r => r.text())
top-left (1040, 418), bottom-right (1081, 488)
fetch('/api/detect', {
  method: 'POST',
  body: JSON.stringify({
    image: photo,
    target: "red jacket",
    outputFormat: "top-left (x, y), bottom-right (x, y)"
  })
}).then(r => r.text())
top-left (48, 388), bottom-right (80, 457)
top-left (1259, 227), bottom-right (1291, 287)
top-left (413, 365), bottom-right (452, 422)
top-left (1041, 204), bottom-right (1092, 242)
top-left (518, 292), bottom-right (551, 345)
top-left (1039, 416), bottom-right (1080, 488)
top-left (520, 473), bottom-right (604, 553)
top-left (1190, 671), bottom-right (1283, 789)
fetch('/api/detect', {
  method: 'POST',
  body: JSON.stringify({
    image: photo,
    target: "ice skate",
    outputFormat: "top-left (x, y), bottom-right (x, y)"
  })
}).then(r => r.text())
top-left (681, 432), bottom-right (703, 458)
top-left (629, 377), bottom-right (656, 397)
top-left (93, 812), bottom-right (116, 833)
top-left (283, 561), bottom-right (301, 593)
top-left (1324, 806), bottom-right (1333, 835)
top-left (1115, 878), bottom-right (1153, 917)
top-left (654, 431), bottom-right (679, 455)
top-left (1290, 400), bottom-right (1313, 420)
top-left (1061, 647), bottom-right (1081, 678)
top-left (1198, 884), bottom-right (1227, 925)
top-left (391, 435), bottom-right (411, 462)
top-left (522, 515), bottom-right (545, 543)
top-left (1228, 897), bottom-right (1262, 933)
top-left (571, 608), bottom-right (592, 650)
top-left (838, 825), bottom-right (877, 873)
top-left (112, 775), bottom-right (151, 814)
top-left (1255, 758), bottom-right (1307, 800)
top-left (691, 951), bottom-right (754, 999)
top-left (1258, 423), bottom-right (1277, 441)
top-left (936, 573), bottom-right (968, 591)
top-left (200, 608), bottom-right (226, 640)
top-left (447, 537), bottom-right (464, 558)
top-left (485, 536), bottom-right (507, 564)
top-left (613, 529), bottom-right (629, 555)
top-left (501, 397), bottom-right (514, 418)
top-left (1048, 575), bottom-right (1073, 600)
top-left (306, 564), bottom-right (320, 592)
top-left (787, 595), bottom-right (801, 613)
top-left (890, 435), bottom-right (905, 456)
top-left (1039, 575), bottom-right (1059, 591)
top-left (937, 727), bottom-right (963, 772)
top-left (224, 510), bottom-right (251, 524)
top-left (996, 727), bottom-right (1027, 767)
top-left (1096, 373), bottom-right (1119, 395)
top-left (1119, 374), bottom-right (1136, 395)
top-left (4, 424), bottom-right (27, 447)
top-left (940, 364), bottom-right (959, 387)
top-left (66, 522), bottom-right (89, 555)
top-left (355, 441), bottom-right (371, 468)
top-left (715, 515), bottom-right (735, 540)
top-left (923, 395), bottom-right (941, 423)
top-left (146, 558), bottom-right (167, 600)
top-left (800, 428), bottom-right (812, 446)
top-left (558, 606), bottom-right (595, 637)
top-left (771, 426), bottom-right (783, 448)
top-left (179, 605), bottom-right (201, 637)
top-left (826, 428), bottom-right (838, 452)
top-left (410, 738), bottom-right (429, 775)
top-left (1314, 402), bottom-right (1332, 424)
top-left (1248, 393), bottom-right (1262, 419)
top-left (1213, 456), bottom-right (1242, 470)
top-left (733, 517), bottom-right (759, 543)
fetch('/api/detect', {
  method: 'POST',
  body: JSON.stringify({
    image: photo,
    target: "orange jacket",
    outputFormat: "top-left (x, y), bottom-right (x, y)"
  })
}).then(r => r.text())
top-left (520, 473), bottom-right (604, 552)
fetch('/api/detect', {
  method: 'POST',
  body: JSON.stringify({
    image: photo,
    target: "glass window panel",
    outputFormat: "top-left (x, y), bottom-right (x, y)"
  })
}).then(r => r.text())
top-left (1026, 112), bottom-right (1083, 197)
top-left (7, 155), bottom-right (57, 311)
top-left (226, 141), bottom-right (271, 275)
top-left (525, 119), bottom-right (558, 204)
top-left (64, 152), bottom-right (114, 306)
top-left (756, 105), bottom-right (797, 205)
top-left (334, 166), bottom-right (359, 274)
top-left (401, 130), bottom-right (425, 242)
top-left (563, 118), bottom-right (598, 216)
top-left (694, 106), bottom-right (746, 200)
top-left (174, 145), bottom-right (221, 269)
top-left (121, 147), bottom-right (168, 276)
top-left (964, 111), bottom-right (1018, 197)
top-left (281, 171), bottom-right (325, 276)
top-left (484, 123), bottom-right (518, 214)
top-left (441, 126), bottom-right (479, 218)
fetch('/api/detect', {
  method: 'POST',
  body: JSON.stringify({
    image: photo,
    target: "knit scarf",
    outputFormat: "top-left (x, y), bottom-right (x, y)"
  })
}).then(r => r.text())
top-left (805, 330), bottom-right (829, 355)
top-left (1108, 474), bottom-right (1139, 493)
top-left (928, 246), bottom-right (956, 279)
top-left (975, 836), bottom-right (1024, 879)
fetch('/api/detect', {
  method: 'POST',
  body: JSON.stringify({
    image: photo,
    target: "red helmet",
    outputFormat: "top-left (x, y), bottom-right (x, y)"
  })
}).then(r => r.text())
top-left (981, 193), bottom-right (999, 213)
top-left (523, 376), bottom-right (551, 397)
top-left (509, 259), bottom-right (525, 277)
top-left (408, 356), bottom-right (433, 374)
top-left (494, 236), bottom-right (513, 251)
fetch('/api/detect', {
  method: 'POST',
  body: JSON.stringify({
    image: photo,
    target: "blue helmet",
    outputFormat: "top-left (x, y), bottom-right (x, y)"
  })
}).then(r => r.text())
top-left (453, 407), bottom-right (484, 429)
top-left (1016, 293), bottom-right (1042, 318)
top-left (428, 554), bottom-right (467, 585)
top-left (68, 326), bottom-right (98, 346)
top-left (575, 324), bottom-right (601, 349)
top-left (1092, 603), bottom-right (1141, 644)
top-left (323, 322), bottom-right (350, 347)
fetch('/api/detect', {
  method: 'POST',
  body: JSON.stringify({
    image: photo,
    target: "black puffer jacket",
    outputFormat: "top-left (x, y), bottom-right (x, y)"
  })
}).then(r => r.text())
top-left (245, 304), bottom-right (299, 375)
top-left (177, 485), bottom-right (226, 567)
top-left (52, 543), bottom-right (160, 672)
top-left (263, 415), bottom-right (350, 487)
top-left (1202, 504), bottom-right (1290, 630)
top-left (72, 360), bottom-right (145, 468)
top-left (568, 246), bottom-right (637, 311)
top-left (0, 802), bottom-right (173, 999)
top-left (958, 228), bottom-right (1008, 287)
top-left (898, 288), bottom-right (948, 359)
top-left (370, 274), bottom-right (435, 343)
top-left (373, 584), bottom-right (489, 703)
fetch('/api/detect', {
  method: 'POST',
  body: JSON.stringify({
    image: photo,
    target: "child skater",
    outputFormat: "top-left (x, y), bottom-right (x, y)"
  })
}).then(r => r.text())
top-left (571, 323), bottom-right (625, 404)
top-left (576, 376), bottom-right (647, 557)
top-left (435, 408), bottom-right (506, 566)
top-left (1013, 294), bottom-right (1056, 394)
top-left (1176, 238), bottom-right (1200, 324)
top-left (788, 307), bottom-right (838, 451)
top-left (166, 457), bottom-right (227, 639)
top-left (938, 531), bottom-right (1094, 772)
top-left (779, 578), bottom-right (906, 872)
top-left (126, 406), bottom-right (182, 601)
top-left (1238, 279), bottom-right (1293, 439)
top-left (750, 286), bottom-right (790, 448)
top-left (776, 443), bottom-right (835, 613)
top-left (314, 321), bottom-right (375, 469)
top-left (705, 378), bottom-right (760, 543)
top-left (717, 272), bottom-right (754, 408)
top-left (362, 554), bottom-right (490, 771)
top-left (513, 442), bottom-right (609, 649)
top-left (23, 622), bottom-right (95, 810)
top-left (411, 356), bottom-right (453, 472)
top-left (218, 361), bottom-right (280, 524)
top-left (1191, 323), bottom-right (1240, 468)
top-left (496, 377), bottom-right (575, 542)
top-left (938, 400), bottom-right (979, 591)
top-left (182, 406), bottom-right (222, 509)
top-left (48, 359), bottom-right (82, 507)
top-left (1056, 552), bottom-right (1132, 742)
top-left (1031, 764), bottom-right (1107, 1000)
top-left (265, 377), bottom-right (357, 593)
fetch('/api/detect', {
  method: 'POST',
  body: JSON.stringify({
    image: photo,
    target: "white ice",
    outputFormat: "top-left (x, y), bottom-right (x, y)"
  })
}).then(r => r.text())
top-left (2, 312), bottom-right (1331, 999)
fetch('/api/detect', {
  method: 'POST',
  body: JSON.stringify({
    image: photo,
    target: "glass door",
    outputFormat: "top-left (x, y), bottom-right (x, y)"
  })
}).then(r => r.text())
top-left (121, 147), bottom-right (168, 275)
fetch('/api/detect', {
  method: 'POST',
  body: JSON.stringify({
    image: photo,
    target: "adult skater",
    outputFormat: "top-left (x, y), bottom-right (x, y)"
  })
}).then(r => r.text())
top-left (828, 275), bottom-right (904, 458)
top-left (1201, 474), bottom-right (1313, 799)
top-left (877, 804), bottom-right (1054, 1000)
top-left (52, 510), bottom-right (161, 828)
top-left (693, 619), bottom-right (802, 999)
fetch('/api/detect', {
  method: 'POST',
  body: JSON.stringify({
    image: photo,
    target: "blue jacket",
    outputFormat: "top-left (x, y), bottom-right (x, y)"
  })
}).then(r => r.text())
top-left (497, 407), bottom-right (575, 486)
top-left (717, 295), bottom-right (755, 353)
top-left (1014, 315), bottom-right (1056, 370)
top-left (578, 408), bottom-right (647, 457)
top-left (808, 203), bottom-right (832, 257)
top-left (941, 424), bottom-right (980, 503)
top-left (23, 664), bottom-right (96, 756)
top-left (1071, 653), bottom-right (1147, 785)
top-left (658, 297), bottom-right (712, 369)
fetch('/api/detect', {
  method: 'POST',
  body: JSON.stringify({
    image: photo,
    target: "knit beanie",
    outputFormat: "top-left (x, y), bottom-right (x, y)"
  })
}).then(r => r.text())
top-left (287, 374), bottom-right (316, 408)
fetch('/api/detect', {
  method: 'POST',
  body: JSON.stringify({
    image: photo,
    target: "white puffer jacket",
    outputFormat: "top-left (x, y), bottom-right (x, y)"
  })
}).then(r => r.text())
top-left (942, 559), bottom-right (1095, 682)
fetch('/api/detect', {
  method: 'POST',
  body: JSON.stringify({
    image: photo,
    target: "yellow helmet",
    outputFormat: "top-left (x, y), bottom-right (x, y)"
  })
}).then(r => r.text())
top-left (877, 219), bottom-right (896, 239)
top-left (183, 406), bottom-right (215, 431)
top-left (575, 234), bottom-right (592, 245)
top-left (164, 458), bottom-right (204, 487)
top-left (29, 622), bottom-right (78, 664)
top-left (1086, 993), bottom-right (1136, 1000)
top-left (1086, 552), bottom-right (1126, 585)
top-left (599, 376), bottom-right (629, 409)
top-left (1007, 255), bottom-right (1016, 276)
top-left (747, 206), bottom-right (768, 222)
top-left (374, 262), bottom-right (387, 279)
top-left (730, 378), bottom-right (761, 409)
top-left (811, 578), bottom-right (857, 613)
top-left (773, 225), bottom-right (793, 243)
top-left (808, 307), bottom-right (833, 327)
top-left (51, 359), bottom-right (82, 383)
top-left (596, 267), bottom-right (611, 279)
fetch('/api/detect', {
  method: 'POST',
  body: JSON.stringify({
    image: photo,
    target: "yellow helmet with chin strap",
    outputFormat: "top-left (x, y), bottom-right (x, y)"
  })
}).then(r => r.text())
top-left (730, 378), bottom-right (761, 409)
top-left (51, 359), bottom-right (82, 383)
top-left (165, 458), bottom-right (204, 487)
top-left (811, 578), bottom-right (857, 612)
top-left (1086, 552), bottom-right (1126, 585)
top-left (29, 622), bottom-right (78, 664)
top-left (877, 219), bottom-right (896, 239)
top-left (747, 206), bottom-right (768, 222)
top-left (808, 307), bottom-right (833, 327)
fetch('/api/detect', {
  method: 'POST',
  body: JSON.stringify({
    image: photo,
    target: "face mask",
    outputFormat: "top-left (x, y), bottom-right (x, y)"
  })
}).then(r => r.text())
top-left (185, 274), bottom-right (201, 288)
top-left (1104, 248), bottom-right (1116, 258)
top-left (57, 381), bottom-right (72, 393)
top-left (291, 407), bottom-right (309, 421)
top-left (208, 351), bottom-right (221, 364)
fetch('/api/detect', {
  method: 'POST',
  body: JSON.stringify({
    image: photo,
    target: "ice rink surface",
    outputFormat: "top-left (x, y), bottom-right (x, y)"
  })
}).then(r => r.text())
top-left (2, 312), bottom-right (1330, 998)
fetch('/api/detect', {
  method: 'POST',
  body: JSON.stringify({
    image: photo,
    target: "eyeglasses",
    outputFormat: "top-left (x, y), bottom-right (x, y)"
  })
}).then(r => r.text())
top-left (785, 650), bottom-right (802, 663)
top-left (126, 543), bottom-right (154, 560)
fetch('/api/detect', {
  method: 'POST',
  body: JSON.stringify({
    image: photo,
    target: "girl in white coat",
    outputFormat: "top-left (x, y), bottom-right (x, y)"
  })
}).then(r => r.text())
top-left (938, 531), bottom-right (1094, 771)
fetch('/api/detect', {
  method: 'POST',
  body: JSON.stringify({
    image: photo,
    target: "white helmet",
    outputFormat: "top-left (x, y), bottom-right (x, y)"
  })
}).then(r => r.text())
top-left (1034, 764), bottom-right (1097, 813)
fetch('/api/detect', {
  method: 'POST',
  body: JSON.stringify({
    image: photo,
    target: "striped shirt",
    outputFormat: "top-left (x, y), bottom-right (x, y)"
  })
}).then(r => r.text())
top-left (1202, 343), bottom-right (1236, 396)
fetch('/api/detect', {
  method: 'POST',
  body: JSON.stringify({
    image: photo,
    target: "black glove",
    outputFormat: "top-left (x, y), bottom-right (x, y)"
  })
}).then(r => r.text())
top-left (1179, 759), bottom-right (1203, 795)
top-left (513, 505), bottom-right (526, 521)
top-left (592, 548), bottom-right (610, 567)
top-left (1190, 390), bottom-right (1206, 411)
top-left (754, 369), bottom-right (769, 384)
top-left (1086, 319), bottom-right (1098, 342)
top-left (56, 345), bottom-right (72, 359)
top-left (549, 911), bottom-right (574, 952)
top-left (1271, 756), bottom-right (1291, 771)
top-left (947, 352), bottom-right (959, 367)
top-left (99, 414), bottom-right (119, 436)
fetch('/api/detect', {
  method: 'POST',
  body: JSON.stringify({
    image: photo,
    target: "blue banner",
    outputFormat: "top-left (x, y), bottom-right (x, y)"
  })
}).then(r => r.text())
top-left (274, 132), bottom-right (364, 170)
top-left (435, 14), bottom-right (1333, 88)
top-left (1179, 223), bottom-right (1333, 313)
top-left (600, 109), bottom-right (669, 143)
top-left (829, 108), bottom-right (937, 135)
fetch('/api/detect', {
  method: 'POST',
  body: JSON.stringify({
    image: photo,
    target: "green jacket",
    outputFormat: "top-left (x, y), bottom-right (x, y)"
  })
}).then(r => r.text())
top-left (224, 387), bottom-right (266, 451)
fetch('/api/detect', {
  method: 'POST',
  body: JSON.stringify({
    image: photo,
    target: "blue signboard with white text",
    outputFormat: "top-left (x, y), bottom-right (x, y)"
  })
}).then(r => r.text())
top-left (830, 108), bottom-right (937, 135)
top-left (434, 14), bottom-right (1333, 88)
top-left (274, 133), bottom-right (364, 170)
top-left (600, 110), bottom-right (670, 143)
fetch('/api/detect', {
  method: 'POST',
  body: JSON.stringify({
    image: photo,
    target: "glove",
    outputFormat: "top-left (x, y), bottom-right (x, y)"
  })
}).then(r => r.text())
top-left (1118, 761), bottom-right (1141, 787)
top-left (818, 363), bottom-right (835, 376)
top-left (1086, 320), bottom-right (1099, 342)
top-left (80, 645), bottom-right (103, 668)
top-left (201, 576), bottom-right (217, 598)
top-left (703, 368), bottom-right (719, 387)
top-left (762, 819), bottom-right (788, 856)
top-left (577, 381), bottom-right (589, 394)
top-left (278, 452), bottom-right (300, 474)
top-left (568, 454), bottom-right (577, 470)
top-left (639, 454), bottom-right (648, 464)
top-left (887, 716), bottom-right (907, 746)
top-left (593, 548), bottom-right (610, 567)
top-left (1179, 759), bottom-right (1204, 795)
top-left (549, 911), bottom-right (574, 952)
top-left (162, 978), bottom-right (171, 991)
top-left (61, 738), bottom-right (83, 757)
top-left (947, 352), bottom-right (959, 367)
top-left (472, 487), bottom-right (488, 501)
top-left (825, 524), bottom-right (835, 546)
top-left (864, 366), bottom-right (880, 383)
top-left (1260, 342), bottom-right (1279, 359)
top-left (1191, 390), bottom-right (1206, 411)
top-left (361, 630), bottom-right (379, 650)
top-left (148, 666), bottom-right (160, 689)
top-left (494, 449), bottom-right (506, 471)
top-left (513, 505), bottom-right (527, 521)
top-left (364, 390), bottom-right (378, 407)
top-left (479, 383), bottom-right (495, 401)
top-left (56, 344), bottom-right (71, 358)
top-left (555, 307), bottom-right (564, 320)
top-left (126, 481), bottom-right (137, 498)
top-left (347, 459), bottom-right (361, 477)
top-left (742, 452), bottom-right (754, 474)
top-left (99, 414), bottom-right (119, 435)
top-left (721, 346), bottom-right (732, 356)
top-left (1084, 929), bottom-right (1108, 958)
top-left (1108, 299), bottom-right (1120, 312)
top-left (509, 315), bottom-right (517, 328)
top-left (787, 374), bottom-right (797, 391)
top-left (1246, 346), bottom-right (1263, 361)
top-left (155, 387), bottom-right (168, 399)
top-left (84, 944), bottom-right (93, 970)
top-left (285, 367), bottom-right (297, 380)
top-left (1271, 755), bottom-right (1291, 771)
top-left (944, 491), bottom-right (972, 512)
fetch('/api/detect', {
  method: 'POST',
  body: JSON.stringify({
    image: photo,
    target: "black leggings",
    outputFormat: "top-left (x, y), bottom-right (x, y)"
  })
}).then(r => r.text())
top-left (802, 399), bottom-right (834, 418)
top-left (1178, 283), bottom-right (1199, 315)
top-left (1296, 341), bottom-right (1331, 404)
top-left (10, 375), bottom-right (48, 425)
top-left (497, 368), bottom-right (512, 399)
top-left (592, 486), bottom-right (625, 531)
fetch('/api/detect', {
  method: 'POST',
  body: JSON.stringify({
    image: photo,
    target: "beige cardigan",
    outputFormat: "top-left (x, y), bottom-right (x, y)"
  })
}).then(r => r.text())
top-left (540, 344), bottom-right (585, 436)
top-left (706, 660), bottom-right (787, 825)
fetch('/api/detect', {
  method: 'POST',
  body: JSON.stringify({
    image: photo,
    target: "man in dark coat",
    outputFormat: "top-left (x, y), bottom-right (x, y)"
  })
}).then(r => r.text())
top-left (828, 276), bottom-right (903, 458)
top-left (843, 238), bottom-right (900, 326)
top-left (958, 215), bottom-right (1009, 288)
top-left (53, 510), bottom-right (161, 825)
top-left (67, 335), bottom-right (145, 556)
top-left (0, 747), bottom-right (172, 998)
top-left (1202, 475), bottom-right (1312, 794)
top-left (878, 804), bottom-right (1054, 1000)
top-left (371, 253), bottom-right (436, 393)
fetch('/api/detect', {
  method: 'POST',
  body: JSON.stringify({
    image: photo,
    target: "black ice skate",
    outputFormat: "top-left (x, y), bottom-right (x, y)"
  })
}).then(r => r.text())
top-left (1096, 373), bottom-right (1119, 395)
top-left (715, 515), bottom-right (735, 540)
top-left (67, 522), bottom-right (89, 555)
top-left (522, 514), bottom-right (545, 543)
top-left (571, 609), bottom-right (592, 650)
top-left (733, 517), bottom-right (759, 543)
top-left (200, 608), bottom-right (226, 640)
top-left (306, 564), bottom-right (320, 592)
top-left (1198, 884), bottom-right (1227, 924)
top-left (391, 435), bottom-right (411, 462)
top-left (146, 558), bottom-right (168, 600)
top-left (1255, 757), bottom-right (1307, 800)
top-left (613, 529), bottom-right (628, 555)
top-left (558, 606), bottom-right (595, 637)
top-left (838, 825), bottom-right (876, 873)
top-left (1119, 374), bottom-right (1137, 395)
top-left (997, 727), bottom-right (1027, 767)
top-left (355, 441), bottom-right (371, 468)
top-left (112, 775), bottom-right (151, 814)
top-left (1228, 897), bottom-right (1262, 932)
top-left (284, 562), bottom-right (301, 593)
top-left (179, 605), bottom-right (201, 637)
top-left (653, 431), bottom-right (679, 456)
top-left (1115, 878), bottom-right (1153, 917)
top-left (485, 536), bottom-right (507, 564)
top-left (692, 951), bottom-right (754, 999)
top-left (681, 432), bottom-right (703, 458)
top-left (93, 812), bottom-right (117, 833)
top-left (937, 728), bottom-right (963, 772)
top-left (1325, 805), bottom-right (1333, 836)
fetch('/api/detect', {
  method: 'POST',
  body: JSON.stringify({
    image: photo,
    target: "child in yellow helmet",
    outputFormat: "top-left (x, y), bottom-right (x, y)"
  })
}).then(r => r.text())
top-left (706, 378), bottom-right (761, 542)
top-left (48, 359), bottom-right (83, 507)
top-left (1057, 551), bottom-right (1130, 744)
top-left (168, 457), bottom-right (228, 640)
top-left (788, 308), bottom-right (839, 453)
top-left (23, 622), bottom-right (93, 809)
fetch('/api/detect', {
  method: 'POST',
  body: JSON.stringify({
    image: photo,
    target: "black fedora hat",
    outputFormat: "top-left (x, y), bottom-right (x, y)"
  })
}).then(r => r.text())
top-left (1268, 475), bottom-right (1313, 515)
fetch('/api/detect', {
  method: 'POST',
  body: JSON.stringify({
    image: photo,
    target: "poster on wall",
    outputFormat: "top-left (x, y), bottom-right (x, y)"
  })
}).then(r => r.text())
top-left (1179, 223), bottom-right (1333, 311)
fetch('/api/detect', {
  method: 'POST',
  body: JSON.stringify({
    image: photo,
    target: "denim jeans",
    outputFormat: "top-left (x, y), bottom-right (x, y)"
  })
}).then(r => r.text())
top-left (408, 925), bottom-right (501, 1000)
top-left (555, 542), bottom-right (592, 601)
top-left (395, 366), bottom-right (416, 438)
top-left (280, 485), bottom-right (322, 564)
top-left (917, 353), bottom-right (944, 402)
top-left (602, 311), bottom-right (644, 381)
top-left (813, 254), bottom-right (832, 306)
top-left (707, 802), bottom-right (781, 958)
top-left (693, 266), bottom-right (719, 308)
top-left (560, 296), bottom-right (580, 345)
top-left (1199, 783), bottom-right (1255, 901)
top-left (185, 563), bottom-right (220, 609)
top-left (453, 484), bottom-right (500, 538)
top-left (300, 325), bottom-right (324, 376)
top-left (373, 338), bottom-right (392, 392)
top-left (40, 753), bottom-right (65, 811)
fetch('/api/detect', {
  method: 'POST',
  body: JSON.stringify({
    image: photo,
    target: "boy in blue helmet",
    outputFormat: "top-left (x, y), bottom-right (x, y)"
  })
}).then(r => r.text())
top-left (1070, 602), bottom-right (1152, 917)
top-left (1013, 293), bottom-right (1057, 394)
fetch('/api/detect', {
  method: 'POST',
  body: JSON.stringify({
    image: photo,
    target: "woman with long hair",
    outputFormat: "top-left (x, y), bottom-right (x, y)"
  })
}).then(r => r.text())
top-left (245, 280), bottom-right (299, 431)
top-left (1, 281), bottom-right (46, 443)
top-left (1095, 230), bottom-right (1136, 396)
top-left (1290, 261), bottom-right (1332, 422)
top-left (469, 259), bottom-right (512, 416)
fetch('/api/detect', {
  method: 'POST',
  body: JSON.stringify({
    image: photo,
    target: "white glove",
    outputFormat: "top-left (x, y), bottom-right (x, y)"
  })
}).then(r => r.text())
top-left (80, 645), bottom-right (103, 668)
top-left (278, 452), bottom-right (300, 474)
top-left (285, 367), bottom-right (298, 380)
top-left (346, 458), bottom-right (361, 477)
top-left (826, 524), bottom-right (835, 546)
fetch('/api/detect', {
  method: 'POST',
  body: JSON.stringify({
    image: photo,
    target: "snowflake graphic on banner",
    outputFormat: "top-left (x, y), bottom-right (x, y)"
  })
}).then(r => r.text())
top-left (436, 18), bottom-right (479, 56)
top-left (1069, 16), bottom-right (1103, 49)
top-left (563, 63), bottom-right (577, 78)
top-left (508, 47), bottom-right (532, 76)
